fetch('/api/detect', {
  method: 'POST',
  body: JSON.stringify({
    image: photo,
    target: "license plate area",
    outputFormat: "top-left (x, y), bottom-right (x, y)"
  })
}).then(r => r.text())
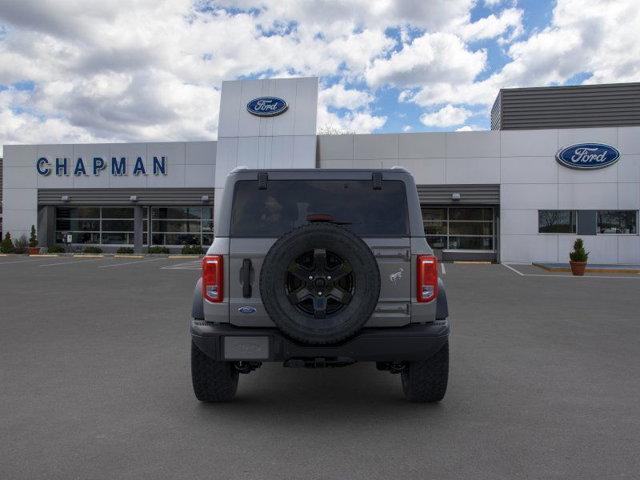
top-left (223, 336), bottom-right (270, 360)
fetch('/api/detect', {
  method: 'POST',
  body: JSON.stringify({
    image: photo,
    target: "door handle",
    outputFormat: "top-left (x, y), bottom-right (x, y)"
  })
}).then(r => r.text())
top-left (240, 258), bottom-right (252, 298)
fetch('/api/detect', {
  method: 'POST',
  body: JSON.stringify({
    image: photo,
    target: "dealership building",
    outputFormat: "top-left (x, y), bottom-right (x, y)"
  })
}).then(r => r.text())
top-left (1, 78), bottom-right (639, 263)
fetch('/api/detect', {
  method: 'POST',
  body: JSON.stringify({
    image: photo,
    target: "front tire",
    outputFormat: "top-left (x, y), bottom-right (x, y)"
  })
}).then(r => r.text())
top-left (191, 341), bottom-right (239, 402)
top-left (401, 341), bottom-right (449, 403)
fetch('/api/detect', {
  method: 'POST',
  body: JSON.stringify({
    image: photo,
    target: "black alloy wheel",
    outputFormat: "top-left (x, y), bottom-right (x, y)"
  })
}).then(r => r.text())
top-left (285, 248), bottom-right (355, 319)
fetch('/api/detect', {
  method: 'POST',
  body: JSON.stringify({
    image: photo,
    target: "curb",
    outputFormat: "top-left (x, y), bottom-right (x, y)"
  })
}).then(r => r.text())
top-left (533, 263), bottom-right (640, 275)
top-left (114, 254), bottom-right (145, 259)
top-left (168, 255), bottom-right (202, 259)
top-left (453, 260), bottom-right (492, 264)
top-left (72, 254), bottom-right (104, 258)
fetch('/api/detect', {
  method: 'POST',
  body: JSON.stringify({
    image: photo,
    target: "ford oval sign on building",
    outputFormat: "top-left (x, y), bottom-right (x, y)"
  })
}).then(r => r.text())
top-left (247, 97), bottom-right (288, 117)
top-left (556, 143), bottom-right (620, 170)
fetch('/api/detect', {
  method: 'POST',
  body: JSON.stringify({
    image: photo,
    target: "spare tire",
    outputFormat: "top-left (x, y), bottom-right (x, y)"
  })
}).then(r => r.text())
top-left (260, 223), bottom-right (380, 345)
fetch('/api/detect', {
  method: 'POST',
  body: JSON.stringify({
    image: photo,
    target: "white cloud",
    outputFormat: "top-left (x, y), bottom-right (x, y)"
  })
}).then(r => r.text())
top-left (319, 84), bottom-right (373, 110)
top-left (456, 125), bottom-right (484, 131)
top-left (317, 105), bottom-right (386, 134)
top-left (402, 125), bottom-right (413, 132)
top-left (366, 32), bottom-right (486, 88)
top-left (458, 8), bottom-right (523, 42)
top-left (420, 105), bottom-right (472, 127)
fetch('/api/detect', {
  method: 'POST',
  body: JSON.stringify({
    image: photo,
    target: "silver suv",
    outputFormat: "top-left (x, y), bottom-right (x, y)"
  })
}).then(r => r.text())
top-left (190, 168), bottom-right (450, 402)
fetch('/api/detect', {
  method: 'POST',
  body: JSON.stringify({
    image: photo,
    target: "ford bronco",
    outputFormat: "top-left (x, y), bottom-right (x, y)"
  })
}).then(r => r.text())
top-left (190, 168), bottom-right (450, 402)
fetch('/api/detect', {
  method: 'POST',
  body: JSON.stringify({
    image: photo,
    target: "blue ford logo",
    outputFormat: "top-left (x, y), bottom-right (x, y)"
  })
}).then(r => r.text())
top-left (238, 306), bottom-right (257, 314)
top-left (247, 97), bottom-right (288, 117)
top-left (556, 143), bottom-right (620, 170)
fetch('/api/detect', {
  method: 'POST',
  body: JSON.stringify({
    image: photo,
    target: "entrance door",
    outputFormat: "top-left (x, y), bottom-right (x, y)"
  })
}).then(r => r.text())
top-left (422, 206), bottom-right (496, 261)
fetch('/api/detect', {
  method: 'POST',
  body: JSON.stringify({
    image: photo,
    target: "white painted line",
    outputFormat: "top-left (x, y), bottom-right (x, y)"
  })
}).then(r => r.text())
top-left (39, 258), bottom-right (103, 267)
top-left (98, 257), bottom-right (165, 269)
top-left (502, 263), bottom-right (525, 276)
top-left (440, 263), bottom-right (446, 275)
top-left (161, 260), bottom-right (201, 270)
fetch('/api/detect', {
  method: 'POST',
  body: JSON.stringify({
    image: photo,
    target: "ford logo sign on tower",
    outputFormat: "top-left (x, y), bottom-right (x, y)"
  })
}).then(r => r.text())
top-left (247, 96), bottom-right (288, 117)
top-left (556, 143), bottom-right (620, 170)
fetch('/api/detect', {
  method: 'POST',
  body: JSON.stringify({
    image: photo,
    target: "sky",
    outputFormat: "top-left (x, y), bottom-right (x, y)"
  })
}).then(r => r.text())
top-left (0, 0), bottom-right (639, 154)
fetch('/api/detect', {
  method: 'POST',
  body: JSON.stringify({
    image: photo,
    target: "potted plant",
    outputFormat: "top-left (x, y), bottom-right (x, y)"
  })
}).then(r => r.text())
top-left (569, 238), bottom-right (589, 276)
top-left (28, 225), bottom-right (40, 254)
top-left (13, 235), bottom-right (29, 254)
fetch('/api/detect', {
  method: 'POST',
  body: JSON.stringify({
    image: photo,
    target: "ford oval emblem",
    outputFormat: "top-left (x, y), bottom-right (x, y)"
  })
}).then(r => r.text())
top-left (556, 143), bottom-right (620, 170)
top-left (238, 306), bottom-right (257, 314)
top-left (246, 97), bottom-right (288, 117)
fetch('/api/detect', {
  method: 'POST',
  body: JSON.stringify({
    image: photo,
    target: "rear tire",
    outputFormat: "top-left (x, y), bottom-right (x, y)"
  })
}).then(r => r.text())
top-left (191, 341), bottom-right (239, 402)
top-left (401, 341), bottom-right (449, 403)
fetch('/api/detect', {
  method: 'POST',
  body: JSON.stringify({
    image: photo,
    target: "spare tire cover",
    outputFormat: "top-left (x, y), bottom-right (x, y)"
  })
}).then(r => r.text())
top-left (260, 223), bottom-right (380, 345)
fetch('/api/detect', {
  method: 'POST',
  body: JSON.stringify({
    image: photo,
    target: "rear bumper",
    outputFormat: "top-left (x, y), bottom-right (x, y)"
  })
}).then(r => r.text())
top-left (191, 320), bottom-right (450, 363)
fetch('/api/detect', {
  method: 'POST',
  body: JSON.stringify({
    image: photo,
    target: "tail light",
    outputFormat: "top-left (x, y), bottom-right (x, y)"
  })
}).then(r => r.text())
top-left (202, 255), bottom-right (223, 302)
top-left (417, 254), bottom-right (438, 303)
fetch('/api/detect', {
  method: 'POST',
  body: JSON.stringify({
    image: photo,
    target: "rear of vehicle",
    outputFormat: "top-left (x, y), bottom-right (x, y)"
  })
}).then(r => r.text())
top-left (191, 169), bottom-right (450, 402)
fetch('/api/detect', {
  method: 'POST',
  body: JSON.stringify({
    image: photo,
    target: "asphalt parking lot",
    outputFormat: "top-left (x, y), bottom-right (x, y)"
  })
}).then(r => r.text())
top-left (1, 256), bottom-right (640, 479)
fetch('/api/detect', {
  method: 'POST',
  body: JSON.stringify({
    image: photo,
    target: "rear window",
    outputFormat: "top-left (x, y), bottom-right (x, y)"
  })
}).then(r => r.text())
top-left (230, 180), bottom-right (409, 237)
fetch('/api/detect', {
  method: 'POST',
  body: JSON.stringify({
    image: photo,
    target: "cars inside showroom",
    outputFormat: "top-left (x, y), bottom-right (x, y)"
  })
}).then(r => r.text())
top-left (1, 78), bottom-right (639, 264)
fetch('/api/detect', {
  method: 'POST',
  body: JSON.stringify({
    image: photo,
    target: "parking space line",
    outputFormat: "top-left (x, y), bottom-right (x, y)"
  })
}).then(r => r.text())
top-left (502, 263), bottom-right (525, 276)
top-left (39, 259), bottom-right (103, 267)
top-left (98, 257), bottom-right (165, 269)
top-left (440, 263), bottom-right (446, 275)
top-left (161, 260), bottom-right (201, 270)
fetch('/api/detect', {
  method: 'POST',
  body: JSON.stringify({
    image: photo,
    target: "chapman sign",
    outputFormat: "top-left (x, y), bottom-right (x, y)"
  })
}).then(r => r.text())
top-left (556, 143), bottom-right (620, 170)
top-left (36, 156), bottom-right (168, 177)
top-left (246, 97), bottom-right (288, 117)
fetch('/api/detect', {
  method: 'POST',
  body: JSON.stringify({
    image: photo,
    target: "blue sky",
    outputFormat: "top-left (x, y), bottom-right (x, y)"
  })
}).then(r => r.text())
top-left (0, 0), bottom-right (638, 151)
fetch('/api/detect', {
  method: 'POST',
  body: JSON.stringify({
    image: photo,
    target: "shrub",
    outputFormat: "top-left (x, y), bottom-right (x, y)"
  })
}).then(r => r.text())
top-left (116, 247), bottom-right (135, 254)
top-left (47, 244), bottom-right (66, 254)
top-left (181, 244), bottom-right (204, 255)
top-left (83, 246), bottom-right (103, 254)
top-left (14, 235), bottom-right (29, 254)
top-left (29, 225), bottom-right (38, 248)
top-left (0, 233), bottom-right (15, 253)
top-left (569, 238), bottom-right (589, 262)
top-left (148, 246), bottom-right (170, 254)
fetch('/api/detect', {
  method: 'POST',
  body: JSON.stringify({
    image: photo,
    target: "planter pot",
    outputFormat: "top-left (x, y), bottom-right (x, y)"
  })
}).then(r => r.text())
top-left (28, 247), bottom-right (41, 255)
top-left (569, 261), bottom-right (587, 276)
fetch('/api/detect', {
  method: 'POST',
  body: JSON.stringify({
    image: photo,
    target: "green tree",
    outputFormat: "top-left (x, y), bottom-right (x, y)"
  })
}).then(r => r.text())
top-left (29, 225), bottom-right (38, 248)
top-left (1, 232), bottom-right (15, 253)
top-left (569, 238), bottom-right (589, 262)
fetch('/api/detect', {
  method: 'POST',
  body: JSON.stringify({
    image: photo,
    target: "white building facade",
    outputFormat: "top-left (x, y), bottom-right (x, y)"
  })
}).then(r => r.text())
top-left (2, 77), bottom-right (639, 264)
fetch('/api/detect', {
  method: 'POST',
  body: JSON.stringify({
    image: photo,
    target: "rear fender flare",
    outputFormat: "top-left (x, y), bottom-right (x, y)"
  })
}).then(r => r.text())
top-left (436, 278), bottom-right (448, 320)
top-left (192, 277), bottom-right (204, 320)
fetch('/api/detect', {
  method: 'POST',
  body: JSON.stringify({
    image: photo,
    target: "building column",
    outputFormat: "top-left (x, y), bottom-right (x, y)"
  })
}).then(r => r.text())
top-left (133, 206), bottom-right (144, 253)
top-left (37, 206), bottom-right (56, 247)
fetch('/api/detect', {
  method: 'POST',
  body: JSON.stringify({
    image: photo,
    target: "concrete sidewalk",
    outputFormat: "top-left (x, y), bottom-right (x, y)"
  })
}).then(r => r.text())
top-left (533, 262), bottom-right (640, 274)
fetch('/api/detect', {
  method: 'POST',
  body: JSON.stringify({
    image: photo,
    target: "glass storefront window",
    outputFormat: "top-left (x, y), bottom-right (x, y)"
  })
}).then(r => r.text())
top-left (55, 206), bottom-right (135, 245)
top-left (597, 210), bottom-right (638, 234)
top-left (449, 208), bottom-right (493, 221)
top-left (54, 205), bottom-right (214, 247)
top-left (422, 207), bottom-right (495, 251)
top-left (538, 210), bottom-right (576, 233)
top-left (149, 206), bottom-right (214, 246)
top-left (449, 236), bottom-right (493, 250)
